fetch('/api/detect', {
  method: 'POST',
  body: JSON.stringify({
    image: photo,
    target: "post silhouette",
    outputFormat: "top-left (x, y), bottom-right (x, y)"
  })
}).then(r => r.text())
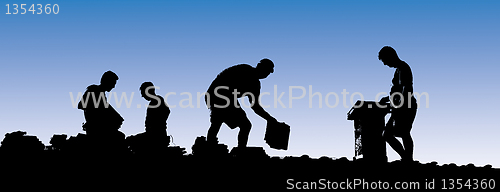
top-left (378, 46), bottom-right (418, 162)
top-left (347, 100), bottom-right (390, 162)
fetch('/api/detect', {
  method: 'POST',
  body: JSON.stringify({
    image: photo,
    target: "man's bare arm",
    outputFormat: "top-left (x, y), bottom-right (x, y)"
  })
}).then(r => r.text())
top-left (249, 92), bottom-right (277, 122)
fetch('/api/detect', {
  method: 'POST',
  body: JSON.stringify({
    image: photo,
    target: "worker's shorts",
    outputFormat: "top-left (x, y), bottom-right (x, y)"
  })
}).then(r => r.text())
top-left (210, 106), bottom-right (251, 129)
top-left (385, 108), bottom-right (417, 137)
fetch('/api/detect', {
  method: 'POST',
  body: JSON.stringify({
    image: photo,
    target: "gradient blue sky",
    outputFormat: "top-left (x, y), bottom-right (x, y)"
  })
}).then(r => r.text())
top-left (1, 0), bottom-right (499, 167)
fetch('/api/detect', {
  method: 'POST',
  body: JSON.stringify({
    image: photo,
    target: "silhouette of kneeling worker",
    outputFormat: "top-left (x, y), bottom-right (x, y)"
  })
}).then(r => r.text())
top-left (78, 71), bottom-right (125, 151)
top-left (378, 46), bottom-right (418, 162)
top-left (140, 82), bottom-right (170, 138)
top-left (126, 82), bottom-right (171, 155)
top-left (205, 58), bottom-right (279, 148)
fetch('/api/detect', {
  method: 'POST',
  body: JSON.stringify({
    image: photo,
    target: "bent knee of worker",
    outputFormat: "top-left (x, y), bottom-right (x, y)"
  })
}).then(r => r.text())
top-left (383, 130), bottom-right (395, 138)
top-left (239, 121), bottom-right (252, 131)
top-left (400, 132), bottom-right (412, 139)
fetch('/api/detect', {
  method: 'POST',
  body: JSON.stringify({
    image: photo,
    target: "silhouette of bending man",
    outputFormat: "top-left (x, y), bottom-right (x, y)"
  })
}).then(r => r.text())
top-left (378, 46), bottom-right (418, 162)
top-left (140, 82), bottom-right (170, 138)
top-left (206, 58), bottom-right (279, 147)
top-left (78, 71), bottom-right (125, 141)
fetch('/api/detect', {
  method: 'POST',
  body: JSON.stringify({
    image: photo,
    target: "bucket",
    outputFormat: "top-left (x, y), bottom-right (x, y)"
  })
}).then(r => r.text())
top-left (264, 122), bottom-right (290, 150)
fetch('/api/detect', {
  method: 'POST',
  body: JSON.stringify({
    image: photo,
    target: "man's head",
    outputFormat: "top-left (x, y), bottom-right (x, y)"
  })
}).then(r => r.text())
top-left (378, 46), bottom-right (401, 68)
top-left (140, 82), bottom-right (156, 101)
top-left (256, 58), bottom-right (275, 79)
top-left (100, 71), bottom-right (119, 92)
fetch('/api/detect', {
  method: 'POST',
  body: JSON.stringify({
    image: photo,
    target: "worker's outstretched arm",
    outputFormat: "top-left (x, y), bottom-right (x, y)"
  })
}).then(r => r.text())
top-left (249, 92), bottom-right (277, 123)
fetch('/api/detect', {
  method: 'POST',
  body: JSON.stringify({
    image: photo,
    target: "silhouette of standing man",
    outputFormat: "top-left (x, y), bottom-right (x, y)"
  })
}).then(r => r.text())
top-left (78, 71), bottom-right (125, 143)
top-left (378, 46), bottom-right (418, 162)
top-left (206, 58), bottom-right (278, 148)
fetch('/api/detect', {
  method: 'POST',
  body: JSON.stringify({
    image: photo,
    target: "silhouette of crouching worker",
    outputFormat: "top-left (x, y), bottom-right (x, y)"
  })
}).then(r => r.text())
top-left (205, 59), bottom-right (279, 148)
top-left (78, 71), bottom-right (125, 149)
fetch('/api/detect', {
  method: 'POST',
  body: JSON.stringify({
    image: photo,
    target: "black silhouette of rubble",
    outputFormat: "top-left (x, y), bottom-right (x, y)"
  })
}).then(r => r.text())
top-left (125, 132), bottom-right (185, 157)
top-left (191, 136), bottom-right (229, 158)
top-left (0, 131), bottom-right (45, 155)
top-left (0, 130), bottom-right (498, 190)
top-left (230, 146), bottom-right (269, 160)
